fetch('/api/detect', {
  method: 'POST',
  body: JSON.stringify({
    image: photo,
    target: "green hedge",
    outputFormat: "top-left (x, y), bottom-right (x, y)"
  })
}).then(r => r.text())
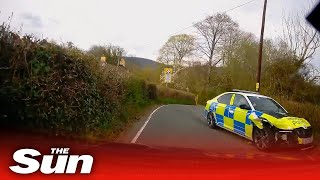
top-left (156, 85), bottom-right (195, 105)
top-left (0, 25), bottom-right (195, 139)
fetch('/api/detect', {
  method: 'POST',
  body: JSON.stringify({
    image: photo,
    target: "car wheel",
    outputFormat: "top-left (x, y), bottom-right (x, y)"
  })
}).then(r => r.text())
top-left (253, 126), bottom-right (274, 151)
top-left (207, 113), bottom-right (217, 129)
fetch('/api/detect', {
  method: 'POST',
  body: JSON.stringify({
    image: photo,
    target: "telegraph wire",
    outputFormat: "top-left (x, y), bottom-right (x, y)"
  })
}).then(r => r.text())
top-left (171, 0), bottom-right (257, 35)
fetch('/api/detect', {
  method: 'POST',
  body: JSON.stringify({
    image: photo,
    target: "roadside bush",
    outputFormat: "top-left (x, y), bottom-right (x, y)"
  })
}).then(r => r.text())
top-left (156, 85), bottom-right (195, 105)
top-left (0, 25), bottom-right (117, 136)
top-left (276, 98), bottom-right (320, 134)
top-left (0, 24), bottom-right (132, 137)
top-left (0, 24), bottom-right (194, 139)
top-left (146, 83), bottom-right (157, 100)
top-left (123, 78), bottom-right (149, 107)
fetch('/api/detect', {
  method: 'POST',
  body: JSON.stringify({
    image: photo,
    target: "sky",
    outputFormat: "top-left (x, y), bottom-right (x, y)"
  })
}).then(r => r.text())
top-left (0, 0), bottom-right (319, 66)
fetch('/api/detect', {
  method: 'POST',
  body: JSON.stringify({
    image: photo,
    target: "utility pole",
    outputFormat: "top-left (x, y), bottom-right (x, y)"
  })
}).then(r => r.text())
top-left (256, 0), bottom-right (268, 92)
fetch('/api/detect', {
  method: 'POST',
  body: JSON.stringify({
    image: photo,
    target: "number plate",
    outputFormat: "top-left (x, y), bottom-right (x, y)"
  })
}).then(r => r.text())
top-left (300, 137), bottom-right (313, 144)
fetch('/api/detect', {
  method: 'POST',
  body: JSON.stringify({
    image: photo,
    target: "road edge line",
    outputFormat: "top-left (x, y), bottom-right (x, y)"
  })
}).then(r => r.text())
top-left (131, 105), bottom-right (166, 143)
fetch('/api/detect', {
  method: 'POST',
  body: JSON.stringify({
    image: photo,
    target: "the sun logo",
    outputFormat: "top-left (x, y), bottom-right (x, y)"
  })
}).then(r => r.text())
top-left (9, 148), bottom-right (93, 174)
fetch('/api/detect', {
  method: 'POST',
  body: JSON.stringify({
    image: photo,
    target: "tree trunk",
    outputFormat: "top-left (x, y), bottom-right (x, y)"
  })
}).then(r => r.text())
top-left (206, 48), bottom-right (214, 89)
top-left (207, 65), bottom-right (212, 87)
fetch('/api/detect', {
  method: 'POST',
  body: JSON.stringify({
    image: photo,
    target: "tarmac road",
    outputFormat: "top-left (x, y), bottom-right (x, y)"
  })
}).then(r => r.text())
top-left (1, 105), bottom-right (319, 180)
top-left (118, 104), bottom-right (320, 161)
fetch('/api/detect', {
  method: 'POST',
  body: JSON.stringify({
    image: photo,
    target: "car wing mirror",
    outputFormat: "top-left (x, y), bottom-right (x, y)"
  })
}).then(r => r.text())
top-left (239, 104), bottom-right (251, 110)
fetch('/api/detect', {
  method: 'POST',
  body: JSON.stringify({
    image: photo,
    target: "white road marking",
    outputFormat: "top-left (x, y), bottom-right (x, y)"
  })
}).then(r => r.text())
top-left (131, 105), bottom-right (166, 143)
top-left (301, 145), bottom-right (314, 151)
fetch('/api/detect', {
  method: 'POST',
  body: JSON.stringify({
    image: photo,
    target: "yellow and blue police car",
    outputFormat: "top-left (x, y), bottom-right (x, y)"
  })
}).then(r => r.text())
top-left (204, 90), bottom-right (313, 150)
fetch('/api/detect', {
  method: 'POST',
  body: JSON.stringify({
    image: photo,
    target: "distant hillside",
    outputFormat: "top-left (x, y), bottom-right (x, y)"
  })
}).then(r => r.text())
top-left (124, 57), bottom-right (164, 69)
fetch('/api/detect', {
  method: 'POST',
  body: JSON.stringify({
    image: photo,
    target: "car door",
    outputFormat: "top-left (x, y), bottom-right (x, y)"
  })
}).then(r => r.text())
top-left (216, 93), bottom-right (233, 129)
top-left (232, 94), bottom-right (253, 139)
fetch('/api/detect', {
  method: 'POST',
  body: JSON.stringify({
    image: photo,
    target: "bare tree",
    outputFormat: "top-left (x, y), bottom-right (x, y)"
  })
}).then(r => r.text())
top-left (220, 28), bottom-right (247, 66)
top-left (157, 34), bottom-right (195, 70)
top-left (157, 45), bottom-right (172, 65)
top-left (282, 12), bottom-right (320, 63)
top-left (300, 63), bottom-right (320, 83)
top-left (194, 13), bottom-right (238, 86)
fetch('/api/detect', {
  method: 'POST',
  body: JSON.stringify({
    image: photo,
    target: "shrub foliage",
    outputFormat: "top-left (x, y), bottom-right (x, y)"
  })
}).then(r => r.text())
top-left (0, 24), bottom-right (195, 138)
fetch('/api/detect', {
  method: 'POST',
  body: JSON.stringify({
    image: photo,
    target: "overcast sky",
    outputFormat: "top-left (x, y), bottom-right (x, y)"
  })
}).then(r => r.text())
top-left (0, 0), bottom-right (319, 66)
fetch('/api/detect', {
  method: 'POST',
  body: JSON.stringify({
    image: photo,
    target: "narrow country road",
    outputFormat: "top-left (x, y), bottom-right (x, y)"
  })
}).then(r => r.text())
top-left (118, 104), bottom-right (320, 160)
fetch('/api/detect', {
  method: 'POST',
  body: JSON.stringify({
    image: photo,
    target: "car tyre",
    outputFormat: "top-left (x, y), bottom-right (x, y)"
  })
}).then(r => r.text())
top-left (253, 126), bottom-right (275, 151)
top-left (207, 113), bottom-right (217, 129)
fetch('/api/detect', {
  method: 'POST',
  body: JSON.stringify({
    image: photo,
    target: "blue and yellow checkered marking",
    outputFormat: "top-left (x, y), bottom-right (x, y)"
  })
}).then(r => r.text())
top-left (209, 102), bottom-right (265, 139)
top-left (234, 120), bottom-right (245, 135)
top-left (224, 105), bottom-right (236, 119)
top-left (216, 114), bottom-right (224, 125)
top-left (224, 107), bottom-right (229, 117)
top-left (206, 101), bottom-right (266, 140)
top-left (234, 108), bottom-right (246, 123)
top-left (245, 111), bottom-right (252, 125)
top-left (205, 102), bottom-right (218, 117)
top-left (209, 102), bottom-right (218, 112)
top-left (216, 103), bottom-right (227, 116)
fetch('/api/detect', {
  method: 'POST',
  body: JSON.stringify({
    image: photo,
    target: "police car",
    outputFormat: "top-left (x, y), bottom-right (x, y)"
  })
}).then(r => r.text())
top-left (204, 90), bottom-right (313, 150)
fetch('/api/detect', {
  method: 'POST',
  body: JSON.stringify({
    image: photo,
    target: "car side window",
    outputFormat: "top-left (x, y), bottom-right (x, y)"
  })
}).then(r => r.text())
top-left (217, 93), bottom-right (232, 105)
top-left (233, 94), bottom-right (250, 108)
